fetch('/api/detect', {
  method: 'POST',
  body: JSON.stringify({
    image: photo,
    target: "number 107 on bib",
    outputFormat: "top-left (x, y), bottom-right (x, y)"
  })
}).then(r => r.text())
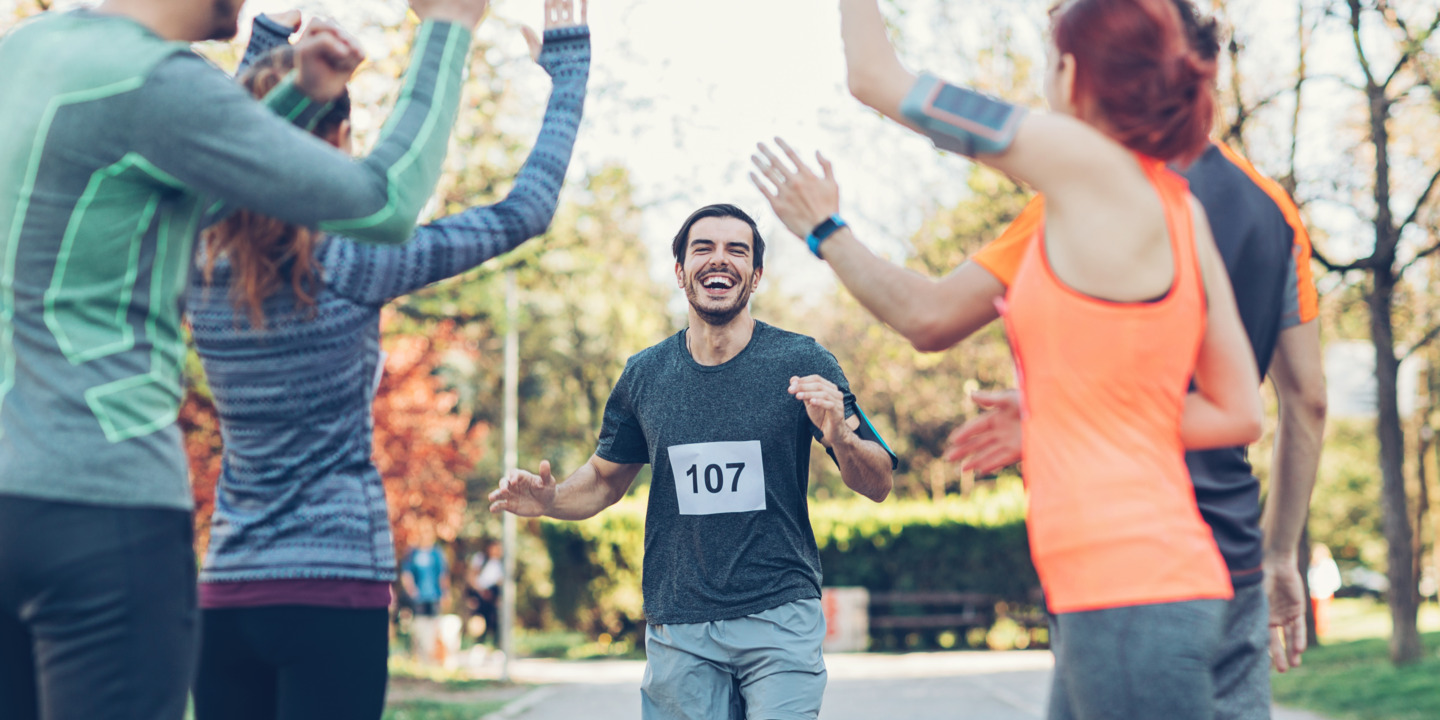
top-left (665, 440), bottom-right (767, 515)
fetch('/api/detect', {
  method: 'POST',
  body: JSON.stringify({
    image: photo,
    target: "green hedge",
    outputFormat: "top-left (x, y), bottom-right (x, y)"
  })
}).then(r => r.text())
top-left (812, 478), bottom-right (1039, 602)
top-left (540, 479), bottom-right (1040, 636)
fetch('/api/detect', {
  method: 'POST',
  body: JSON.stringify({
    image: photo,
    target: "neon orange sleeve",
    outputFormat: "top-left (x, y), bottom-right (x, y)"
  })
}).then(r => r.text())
top-left (972, 195), bottom-right (1045, 287)
top-left (1213, 143), bottom-right (1319, 324)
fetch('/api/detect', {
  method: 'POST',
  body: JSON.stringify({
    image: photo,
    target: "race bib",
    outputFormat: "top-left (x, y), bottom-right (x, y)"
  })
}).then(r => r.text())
top-left (665, 440), bottom-right (766, 516)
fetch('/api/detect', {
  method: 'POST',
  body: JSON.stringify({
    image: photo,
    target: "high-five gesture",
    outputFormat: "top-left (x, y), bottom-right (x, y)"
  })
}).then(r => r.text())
top-left (489, 460), bottom-right (559, 517)
top-left (522, 0), bottom-right (589, 62)
top-left (750, 138), bottom-right (842, 244)
top-left (410, 0), bottom-right (493, 30)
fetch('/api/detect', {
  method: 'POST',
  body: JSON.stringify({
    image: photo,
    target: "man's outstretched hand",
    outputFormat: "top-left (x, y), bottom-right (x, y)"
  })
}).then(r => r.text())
top-left (489, 460), bottom-right (558, 517)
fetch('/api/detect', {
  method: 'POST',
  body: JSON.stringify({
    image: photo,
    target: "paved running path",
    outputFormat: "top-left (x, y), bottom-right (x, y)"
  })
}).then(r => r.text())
top-left (479, 652), bottom-right (1329, 720)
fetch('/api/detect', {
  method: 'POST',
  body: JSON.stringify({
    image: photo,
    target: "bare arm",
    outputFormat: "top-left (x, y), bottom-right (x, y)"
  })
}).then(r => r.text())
top-left (1263, 319), bottom-right (1326, 559)
top-left (839, 0), bottom-right (1140, 205)
top-left (488, 456), bottom-right (643, 521)
top-left (751, 140), bottom-right (1003, 352)
top-left (789, 375), bottom-right (892, 502)
top-left (830, 417), bottom-right (894, 502)
top-left (1262, 319), bottom-right (1326, 671)
top-left (1181, 201), bottom-right (1264, 449)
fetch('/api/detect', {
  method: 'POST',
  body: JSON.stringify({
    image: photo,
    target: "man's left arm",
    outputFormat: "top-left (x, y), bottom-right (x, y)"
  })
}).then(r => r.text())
top-left (790, 374), bottom-right (894, 503)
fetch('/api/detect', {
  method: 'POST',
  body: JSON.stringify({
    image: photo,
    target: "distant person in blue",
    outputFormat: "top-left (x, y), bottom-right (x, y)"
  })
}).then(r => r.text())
top-left (403, 524), bottom-right (452, 618)
top-left (402, 524), bottom-right (452, 665)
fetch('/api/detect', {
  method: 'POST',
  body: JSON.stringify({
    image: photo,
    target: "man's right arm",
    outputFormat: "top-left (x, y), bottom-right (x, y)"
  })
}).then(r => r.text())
top-left (1263, 318), bottom-right (1326, 671)
top-left (130, 19), bottom-right (472, 246)
top-left (489, 456), bottom-right (643, 521)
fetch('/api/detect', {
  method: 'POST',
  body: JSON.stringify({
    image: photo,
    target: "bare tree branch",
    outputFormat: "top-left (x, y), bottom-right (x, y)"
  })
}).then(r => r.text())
top-left (1348, 0), bottom-right (1380, 89)
top-left (1400, 164), bottom-right (1440, 232)
top-left (1379, 4), bottom-right (1440, 90)
top-left (1310, 243), bottom-right (1372, 273)
top-left (1398, 240), bottom-right (1440, 278)
top-left (1404, 324), bottom-right (1440, 361)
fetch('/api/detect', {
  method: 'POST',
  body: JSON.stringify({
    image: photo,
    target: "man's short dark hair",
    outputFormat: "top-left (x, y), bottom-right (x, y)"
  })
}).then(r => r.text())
top-left (671, 204), bottom-right (765, 271)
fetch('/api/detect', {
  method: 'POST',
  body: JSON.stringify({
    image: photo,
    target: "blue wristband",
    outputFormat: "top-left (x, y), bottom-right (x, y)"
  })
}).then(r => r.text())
top-left (805, 214), bottom-right (847, 259)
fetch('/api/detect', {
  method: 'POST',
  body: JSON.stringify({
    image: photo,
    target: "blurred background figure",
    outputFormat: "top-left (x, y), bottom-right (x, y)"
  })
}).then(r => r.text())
top-left (467, 539), bottom-right (506, 648)
top-left (403, 524), bottom-right (452, 665)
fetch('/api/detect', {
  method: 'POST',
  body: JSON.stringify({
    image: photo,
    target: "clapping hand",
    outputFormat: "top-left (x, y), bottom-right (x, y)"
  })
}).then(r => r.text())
top-left (522, 0), bottom-right (588, 62)
top-left (293, 18), bottom-right (364, 102)
top-left (944, 390), bottom-right (1023, 474)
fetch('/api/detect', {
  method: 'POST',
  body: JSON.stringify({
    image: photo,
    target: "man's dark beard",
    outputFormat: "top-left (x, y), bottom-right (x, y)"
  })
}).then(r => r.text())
top-left (686, 276), bottom-right (752, 327)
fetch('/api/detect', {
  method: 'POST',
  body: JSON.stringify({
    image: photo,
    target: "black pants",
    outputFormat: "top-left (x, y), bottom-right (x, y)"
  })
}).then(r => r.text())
top-left (194, 606), bottom-right (389, 720)
top-left (0, 495), bottom-right (197, 720)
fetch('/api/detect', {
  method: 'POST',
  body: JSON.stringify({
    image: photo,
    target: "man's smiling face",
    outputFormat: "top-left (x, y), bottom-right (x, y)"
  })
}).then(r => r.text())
top-left (676, 216), bottom-right (761, 327)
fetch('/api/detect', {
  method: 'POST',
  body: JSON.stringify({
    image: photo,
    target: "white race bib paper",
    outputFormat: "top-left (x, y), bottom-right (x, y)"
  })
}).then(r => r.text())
top-left (666, 440), bottom-right (766, 516)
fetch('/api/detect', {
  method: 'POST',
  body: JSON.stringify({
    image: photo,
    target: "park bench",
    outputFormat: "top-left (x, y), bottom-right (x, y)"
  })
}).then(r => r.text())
top-left (867, 591), bottom-right (1049, 649)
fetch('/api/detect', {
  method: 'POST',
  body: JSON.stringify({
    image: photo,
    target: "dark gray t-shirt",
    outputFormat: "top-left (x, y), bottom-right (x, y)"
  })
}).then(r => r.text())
top-left (597, 321), bottom-right (874, 625)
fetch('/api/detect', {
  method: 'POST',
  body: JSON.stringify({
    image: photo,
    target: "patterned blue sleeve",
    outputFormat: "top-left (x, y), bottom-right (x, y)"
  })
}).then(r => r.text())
top-left (322, 27), bottom-right (590, 306)
top-left (238, 14), bottom-right (295, 75)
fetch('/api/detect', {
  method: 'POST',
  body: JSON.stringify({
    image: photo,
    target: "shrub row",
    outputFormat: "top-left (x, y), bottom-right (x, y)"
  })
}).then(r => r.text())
top-left (539, 479), bottom-right (1040, 635)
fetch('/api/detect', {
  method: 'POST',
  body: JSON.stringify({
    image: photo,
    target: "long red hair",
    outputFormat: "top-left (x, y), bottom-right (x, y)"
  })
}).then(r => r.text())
top-left (202, 47), bottom-right (350, 327)
top-left (1050, 0), bottom-right (1217, 162)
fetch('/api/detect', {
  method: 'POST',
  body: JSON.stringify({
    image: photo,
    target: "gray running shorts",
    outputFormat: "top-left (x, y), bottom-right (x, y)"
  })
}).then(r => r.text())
top-left (1213, 583), bottom-right (1272, 720)
top-left (641, 598), bottom-right (827, 720)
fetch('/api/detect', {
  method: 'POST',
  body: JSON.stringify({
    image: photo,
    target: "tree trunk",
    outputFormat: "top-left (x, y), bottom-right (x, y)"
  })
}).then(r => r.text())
top-left (1369, 273), bottom-right (1424, 664)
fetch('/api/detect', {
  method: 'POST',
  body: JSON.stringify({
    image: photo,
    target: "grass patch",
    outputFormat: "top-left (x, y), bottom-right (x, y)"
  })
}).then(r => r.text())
top-left (1271, 631), bottom-right (1440, 720)
top-left (516, 628), bottom-right (646, 660)
top-left (382, 699), bottom-right (509, 720)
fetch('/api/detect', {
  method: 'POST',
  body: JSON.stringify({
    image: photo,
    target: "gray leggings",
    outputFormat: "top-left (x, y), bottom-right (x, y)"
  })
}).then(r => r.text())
top-left (1048, 598), bottom-right (1225, 720)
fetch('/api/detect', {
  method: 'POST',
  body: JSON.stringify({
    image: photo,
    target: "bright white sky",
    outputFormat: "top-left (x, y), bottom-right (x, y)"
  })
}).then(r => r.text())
top-left (23, 0), bottom-right (1436, 305)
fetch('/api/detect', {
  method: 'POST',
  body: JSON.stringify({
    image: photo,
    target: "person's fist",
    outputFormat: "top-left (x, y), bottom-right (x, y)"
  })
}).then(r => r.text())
top-left (264, 10), bottom-right (303, 32)
top-left (293, 19), bottom-right (364, 102)
top-left (410, 0), bottom-right (493, 30)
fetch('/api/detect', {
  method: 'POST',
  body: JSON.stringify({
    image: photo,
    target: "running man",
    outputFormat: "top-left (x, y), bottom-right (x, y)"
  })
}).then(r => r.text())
top-left (489, 203), bottom-right (896, 720)
top-left (0, 0), bottom-right (488, 718)
top-left (751, 1), bottom-right (1325, 718)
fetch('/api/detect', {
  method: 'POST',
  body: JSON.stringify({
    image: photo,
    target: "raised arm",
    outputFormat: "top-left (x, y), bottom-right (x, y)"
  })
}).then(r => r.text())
top-left (751, 139), bottom-right (1005, 352)
top-left (489, 456), bottom-right (642, 521)
top-left (238, 12), bottom-right (301, 74)
top-left (1181, 201), bottom-right (1264, 449)
top-left (131, 7), bottom-right (483, 246)
top-left (324, 22), bottom-right (590, 305)
top-left (838, 0), bottom-right (1138, 206)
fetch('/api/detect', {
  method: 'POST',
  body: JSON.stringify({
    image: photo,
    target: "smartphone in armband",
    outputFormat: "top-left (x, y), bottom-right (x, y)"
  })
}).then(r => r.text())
top-left (901, 73), bottom-right (1026, 157)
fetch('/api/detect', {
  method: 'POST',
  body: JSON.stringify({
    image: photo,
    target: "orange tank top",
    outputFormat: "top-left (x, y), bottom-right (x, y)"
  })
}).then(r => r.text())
top-left (1001, 157), bottom-right (1232, 614)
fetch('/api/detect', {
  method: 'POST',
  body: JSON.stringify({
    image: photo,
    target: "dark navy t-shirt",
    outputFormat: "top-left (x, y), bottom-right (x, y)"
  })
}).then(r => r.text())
top-left (1179, 145), bottom-right (1301, 586)
top-left (596, 321), bottom-right (892, 624)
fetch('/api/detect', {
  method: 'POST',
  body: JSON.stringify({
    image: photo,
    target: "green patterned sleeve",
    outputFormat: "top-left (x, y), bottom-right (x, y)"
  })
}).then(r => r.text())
top-left (132, 21), bottom-right (471, 246)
